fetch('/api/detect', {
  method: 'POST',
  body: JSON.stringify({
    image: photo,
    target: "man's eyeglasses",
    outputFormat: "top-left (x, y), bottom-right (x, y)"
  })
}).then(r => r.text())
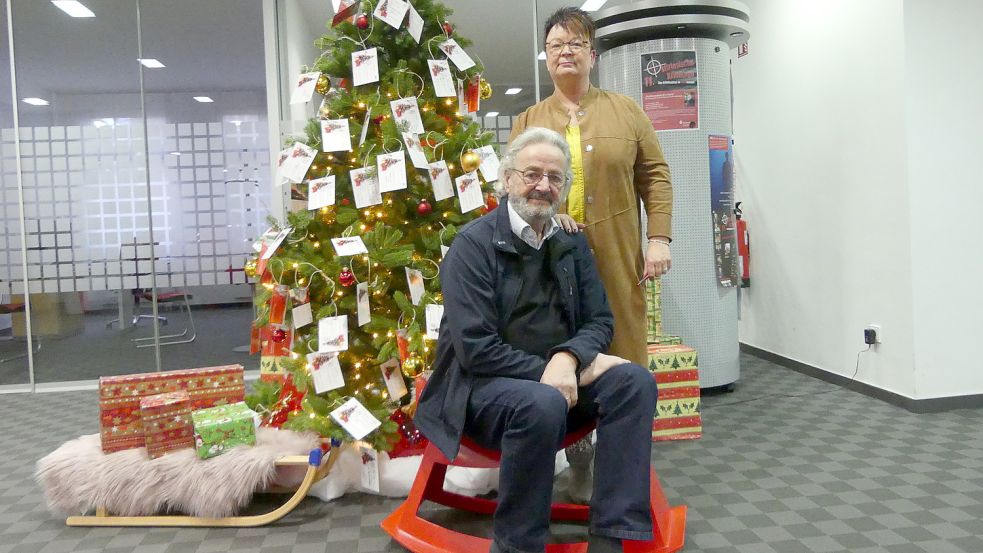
top-left (545, 40), bottom-right (590, 55)
top-left (509, 168), bottom-right (566, 188)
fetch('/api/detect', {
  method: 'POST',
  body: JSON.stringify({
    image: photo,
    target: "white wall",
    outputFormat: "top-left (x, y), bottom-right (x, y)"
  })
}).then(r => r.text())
top-left (733, 0), bottom-right (918, 397)
top-left (904, 0), bottom-right (983, 399)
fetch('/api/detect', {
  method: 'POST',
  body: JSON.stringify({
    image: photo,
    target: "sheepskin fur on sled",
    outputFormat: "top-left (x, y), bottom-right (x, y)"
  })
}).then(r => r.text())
top-left (36, 427), bottom-right (319, 518)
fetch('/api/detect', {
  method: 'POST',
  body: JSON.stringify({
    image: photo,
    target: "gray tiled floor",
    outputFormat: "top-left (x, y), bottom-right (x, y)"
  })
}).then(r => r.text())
top-left (3, 353), bottom-right (982, 552)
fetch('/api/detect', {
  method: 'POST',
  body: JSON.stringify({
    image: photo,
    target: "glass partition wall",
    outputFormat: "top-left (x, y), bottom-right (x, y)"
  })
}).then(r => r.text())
top-left (0, 0), bottom-right (271, 391)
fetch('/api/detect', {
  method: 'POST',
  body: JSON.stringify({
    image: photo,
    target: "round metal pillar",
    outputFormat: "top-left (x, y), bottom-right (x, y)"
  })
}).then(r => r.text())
top-left (594, 1), bottom-right (750, 389)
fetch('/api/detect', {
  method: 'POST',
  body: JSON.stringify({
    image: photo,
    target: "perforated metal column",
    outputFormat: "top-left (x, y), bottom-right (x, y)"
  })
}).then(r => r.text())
top-left (599, 38), bottom-right (739, 388)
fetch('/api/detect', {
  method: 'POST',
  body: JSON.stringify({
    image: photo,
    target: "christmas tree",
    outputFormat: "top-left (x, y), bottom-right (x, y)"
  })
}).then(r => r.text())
top-left (244, 0), bottom-right (498, 453)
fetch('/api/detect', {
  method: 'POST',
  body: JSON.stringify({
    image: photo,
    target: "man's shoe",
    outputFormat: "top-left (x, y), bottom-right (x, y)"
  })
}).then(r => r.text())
top-left (565, 436), bottom-right (594, 504)
top-left (586, 533), bottom-right (623, 553)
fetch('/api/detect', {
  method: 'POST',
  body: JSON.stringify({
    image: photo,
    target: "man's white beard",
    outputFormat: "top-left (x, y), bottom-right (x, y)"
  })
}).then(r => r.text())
top-left (510, 192), bottom-right (558, 227)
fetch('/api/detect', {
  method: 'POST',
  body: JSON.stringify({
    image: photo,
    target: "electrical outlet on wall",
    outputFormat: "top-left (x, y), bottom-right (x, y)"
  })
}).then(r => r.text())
top-left (865, 324), bottom-right (882, 345)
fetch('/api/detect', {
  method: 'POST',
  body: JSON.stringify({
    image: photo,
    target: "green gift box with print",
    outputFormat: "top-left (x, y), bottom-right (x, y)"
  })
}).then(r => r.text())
top-left (191, 401), bottom-right (259, 459)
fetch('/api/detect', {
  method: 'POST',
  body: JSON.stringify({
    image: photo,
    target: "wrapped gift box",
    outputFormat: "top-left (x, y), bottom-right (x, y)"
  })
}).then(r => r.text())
top-left (192, 402), bottom-right (260, 459)
top-left (140, 391), bottom-right (195, 459)
top-left (259, 326), bottom-right (293, 383)
top-left (649, 335), bottom-right (682, 346)
top-left (646, 279), bottom-right (664, 342)
top-left (647, 344), bottom-right (702, 441)
top-left (99, 365), bottom-right (245, 453)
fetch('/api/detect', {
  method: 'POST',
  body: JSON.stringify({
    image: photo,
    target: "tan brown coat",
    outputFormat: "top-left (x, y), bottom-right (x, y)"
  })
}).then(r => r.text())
top-left (509, 86), bottom-right (672, 365)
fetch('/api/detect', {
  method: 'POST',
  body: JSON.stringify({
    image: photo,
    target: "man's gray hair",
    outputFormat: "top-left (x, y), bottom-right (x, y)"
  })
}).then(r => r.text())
top-left (496, 127), bottom-right (573, 199)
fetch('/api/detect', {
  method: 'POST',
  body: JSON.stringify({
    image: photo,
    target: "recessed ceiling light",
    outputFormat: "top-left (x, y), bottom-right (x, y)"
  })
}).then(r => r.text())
top-left (92, 120), bottom-right (106, 128)
top-left (22, 97), bottom-right (49, 106)
top-left (505, 88), bottom-right (522, 95)
top-left (52, 1), bottom-right (94, 18)
top-left (138, 58), bottom-right (165, 69)
top-left (538, 51), bottom-right (546, 60)
top-left (169, 152), bottom-right (182, 156)
top-left (580, 0), bottom-right (608, 11)
top-left (485, 112), bottom-right (500, 118)
top-left (193, 96), bottom-right (214, 103)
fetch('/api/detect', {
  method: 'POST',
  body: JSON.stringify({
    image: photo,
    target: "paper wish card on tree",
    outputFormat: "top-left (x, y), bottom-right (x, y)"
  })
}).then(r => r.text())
top-left (290, 72), bottom-right (320, 104)
top-left (406, 2), bottom-right (423, 43)
top-left (373, 0), bottom-right (408, 30)
top-left (439, 38), bottom-right (476, 71)
top-left (456, 171), bottom-right (484, 213)
top-left (261, 227), bottom-right (293, 260)
top-left (356, 282), bottom-right (370, 326)
top-left (359, 445), bottom-right (380, 492)
top-left (352, 48), bottom-right (380, 86)
top-left (279, 142), bottom-right (317, 183)
top-left (425, 304), bottom-right (443, 340)
top-left (405, 267), bottom-right (425, 305)
top-left (308, 352), bottom-right (344, 393)
top-left (318, 315), bottom-right (349, 353)
top-left (390, 97), bottom-right (425, 134)
top-left (350, 167), bottom-right (382, 208)
top-left (293, 302), bottom-right (313, 329)
top-left (474, 145), bottom-right (501, 182)
top-left (377, 151), bottom-right (407, 192)
top-left (402, 132), bottom-right (429, 169)
top-left (330, 236), bottom-right (369, 256)
top-left (428, 160), bottom-right (454, 201)
top-left (380, 358), bottom-right (408, 399)
top-left (321, 119), bottom-right (352, 152)
top-left (330, 397), bottom-right (381, 440)
top-left (308, 176), bottom-right (335, 211)
top-left (427, 60), bottom-right (456, 98)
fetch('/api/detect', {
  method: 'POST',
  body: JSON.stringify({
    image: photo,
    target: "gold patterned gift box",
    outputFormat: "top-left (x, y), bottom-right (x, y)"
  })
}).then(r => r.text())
top-left (99, 365), bottom-right (245, 453)
top-left (140, 391), bottom-right (195, 459)
top-left (648, 344), bottom-right (702, 441)
top-left (646, 279), bottom-right (662, 342)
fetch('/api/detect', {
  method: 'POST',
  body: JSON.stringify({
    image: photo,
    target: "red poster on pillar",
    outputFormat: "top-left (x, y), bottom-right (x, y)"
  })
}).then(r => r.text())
top-left (640, 51), bottom-right (699, 131)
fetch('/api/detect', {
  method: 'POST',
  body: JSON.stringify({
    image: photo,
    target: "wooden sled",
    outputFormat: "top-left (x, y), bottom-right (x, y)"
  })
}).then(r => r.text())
top-left (66, 447), bottom-right (336, 528)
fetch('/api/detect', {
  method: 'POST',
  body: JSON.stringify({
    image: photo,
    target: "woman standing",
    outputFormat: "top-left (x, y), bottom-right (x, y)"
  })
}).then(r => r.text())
top-left (509, 6), bottom-right (674, 502)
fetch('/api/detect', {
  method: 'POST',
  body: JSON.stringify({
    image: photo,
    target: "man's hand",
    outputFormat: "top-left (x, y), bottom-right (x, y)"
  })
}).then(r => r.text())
top-left (578, 353), bottom-right (631, 387)
top-left (541, 351), bottom-right (579, 408)
top-left (555, 214), bottom-right (586, 234)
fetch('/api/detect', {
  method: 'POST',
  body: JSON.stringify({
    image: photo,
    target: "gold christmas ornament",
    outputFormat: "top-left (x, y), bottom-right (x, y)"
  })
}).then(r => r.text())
top-left (460, 150), bottom-right (481, 173)
top-left (315, 73), bottom-right (331, 95)
top-left (244, 259), bottom-right (258, 278)
top-left (401, 353), bottom-right (425, 378)
top-left (479, 78), bottom-right (493, 100)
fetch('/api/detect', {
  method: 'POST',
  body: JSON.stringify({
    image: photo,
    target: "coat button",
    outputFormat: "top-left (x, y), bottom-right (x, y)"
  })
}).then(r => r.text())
top-left (586, 195), bottom-right (594, 204)
top-left (577, 111), bottom-right (585, 117)
top-left (585, 144), bottom-right (593, 152)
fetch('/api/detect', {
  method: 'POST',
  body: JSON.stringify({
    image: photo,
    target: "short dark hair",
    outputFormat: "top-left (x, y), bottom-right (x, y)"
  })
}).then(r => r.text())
top-left (543, 7), bottom-right (595, 47)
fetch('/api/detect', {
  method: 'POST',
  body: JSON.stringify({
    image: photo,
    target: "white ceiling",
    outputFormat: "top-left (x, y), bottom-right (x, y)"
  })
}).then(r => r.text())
top-left (1, 0), bottom-right (636, 119)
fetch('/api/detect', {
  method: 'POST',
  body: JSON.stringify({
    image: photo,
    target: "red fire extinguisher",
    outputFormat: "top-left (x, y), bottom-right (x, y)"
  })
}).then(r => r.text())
top-left (735, 202), bottom-right (750, 287)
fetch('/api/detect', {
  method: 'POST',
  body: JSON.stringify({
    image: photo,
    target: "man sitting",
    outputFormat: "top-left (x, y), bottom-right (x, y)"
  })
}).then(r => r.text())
top-left (414, 127), bottom-right (659, 553)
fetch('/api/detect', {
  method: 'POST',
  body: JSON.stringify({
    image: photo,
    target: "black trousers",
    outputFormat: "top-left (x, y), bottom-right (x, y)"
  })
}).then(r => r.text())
top-left (464, 362), bottom-right (659, 553)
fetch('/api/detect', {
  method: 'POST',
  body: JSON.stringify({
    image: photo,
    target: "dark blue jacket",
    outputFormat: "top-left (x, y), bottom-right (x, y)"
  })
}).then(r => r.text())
top-left (414, 200), bottom-right (614, 460)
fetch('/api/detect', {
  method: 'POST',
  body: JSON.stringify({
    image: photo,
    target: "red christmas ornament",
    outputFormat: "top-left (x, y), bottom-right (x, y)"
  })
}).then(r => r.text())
top-left (356, 14), bottom-right (369, 29)
top-left (271, 327), bottom-right (287, 343)
top-left (372, 115), bottom-right (385, 125)
top-left (341, 198), bottom-right (350, 206)
top-left (417, 199), bottom-right (432, 216)
top-left (485, 193), bottom-right (499, 211)
top-left (339, 266), bottom-right (356, 287)
top-left (387, 409), bottom-right (429, 458)
top-left (442, 21), bottom-right (454, 36)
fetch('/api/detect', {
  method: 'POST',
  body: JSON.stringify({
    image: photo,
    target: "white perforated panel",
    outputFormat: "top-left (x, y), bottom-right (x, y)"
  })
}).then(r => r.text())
top-left (600, 38), bottom-right (739, 388)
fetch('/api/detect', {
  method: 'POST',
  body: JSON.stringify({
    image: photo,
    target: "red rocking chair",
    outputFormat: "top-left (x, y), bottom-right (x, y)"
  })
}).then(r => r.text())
top-left (381, 425), bottom-right (686, 553)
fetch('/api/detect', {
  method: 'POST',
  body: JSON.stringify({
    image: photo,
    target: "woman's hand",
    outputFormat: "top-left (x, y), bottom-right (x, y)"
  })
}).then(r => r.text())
top-left (555, 213), bottom-right (585, 234)
top-left (642, 239), bottom-right (671, 282)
